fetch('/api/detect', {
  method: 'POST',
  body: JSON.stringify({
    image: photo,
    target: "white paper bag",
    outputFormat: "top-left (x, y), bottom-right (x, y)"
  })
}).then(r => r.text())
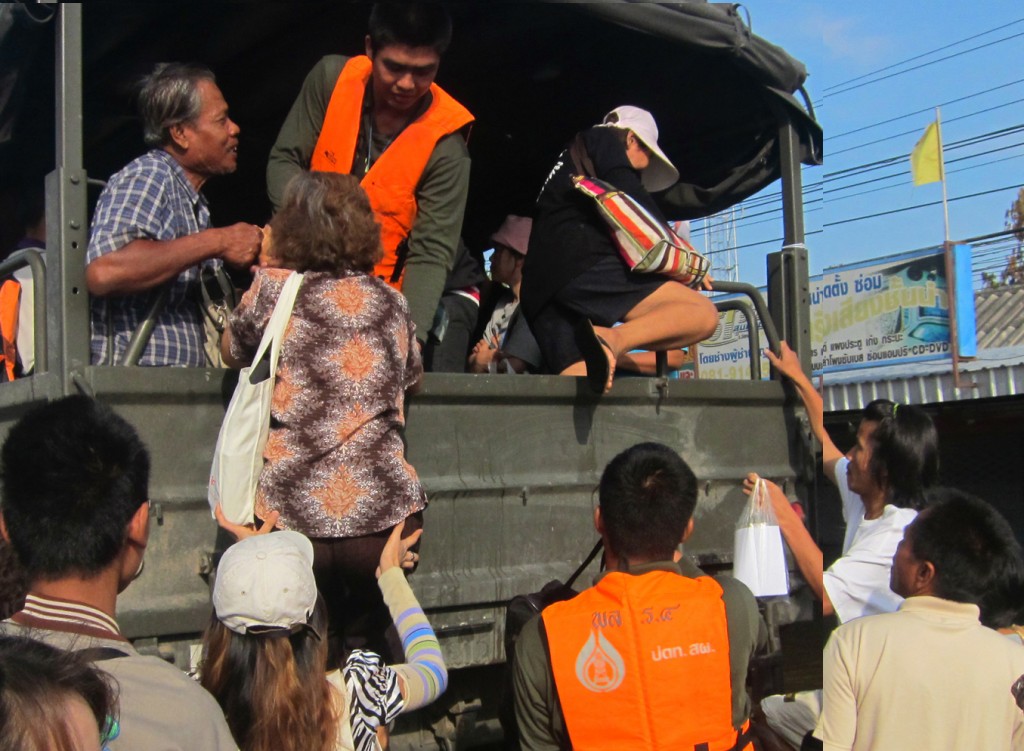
top-left (733, 479), bottom-right (789, 597)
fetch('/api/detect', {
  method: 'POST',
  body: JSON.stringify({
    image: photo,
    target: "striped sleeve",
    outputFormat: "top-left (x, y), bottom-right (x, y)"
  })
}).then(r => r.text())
top-left (377, 567), bottom-right (448, 711)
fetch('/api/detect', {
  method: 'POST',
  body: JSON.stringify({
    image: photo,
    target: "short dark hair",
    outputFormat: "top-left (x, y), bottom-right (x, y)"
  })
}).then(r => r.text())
top-left (908, 490), bottom-right (1024, 610)
top-left (0, 396), bottom-right (150, 580)
top-left (270, 172), bottom-right (383, 275)
top-left (598, 443), bottom-right (698, 561)
top-left (0, 634), bottom-right (118, 751)
top-left (137, 62), bottom-right (216, 147)
top-left (368, 3), bottom-right (452, 55)
top-left (861, 399), bottom-right (938, 510)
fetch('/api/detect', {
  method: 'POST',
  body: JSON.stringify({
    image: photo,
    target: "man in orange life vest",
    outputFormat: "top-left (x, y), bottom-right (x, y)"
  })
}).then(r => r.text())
top-left (513, 443), bottom-right (767, 751)
top-left (267, 3), bottom-right (473, 348)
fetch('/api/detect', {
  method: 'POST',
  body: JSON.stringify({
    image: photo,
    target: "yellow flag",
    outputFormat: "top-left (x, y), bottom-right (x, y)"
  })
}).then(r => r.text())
top-left (910, 121), bottom-right (943, 186)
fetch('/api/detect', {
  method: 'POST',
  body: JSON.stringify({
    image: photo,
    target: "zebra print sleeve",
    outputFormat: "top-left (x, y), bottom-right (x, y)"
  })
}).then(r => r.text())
top-left (343, 649), bottom-right (403, 751)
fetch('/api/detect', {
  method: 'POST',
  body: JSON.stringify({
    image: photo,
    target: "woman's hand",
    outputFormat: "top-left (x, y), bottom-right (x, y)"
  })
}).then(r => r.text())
top-left (467, 335), bottom-right (498, 373)
top-left (377, 519), bottom-right (424, 578)
top-left (214, 503), bottom-right (280, 541)
top-left (764, 341), bottom-right (804, 382)
top-left (700, 274), bottom-right (714, 292)
top-left (743, 473), bottom-right (797, 521)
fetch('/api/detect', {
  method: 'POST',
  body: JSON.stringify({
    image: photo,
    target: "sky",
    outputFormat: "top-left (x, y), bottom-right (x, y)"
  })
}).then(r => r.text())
top-left (693, 0), bottom-right (1024, 290)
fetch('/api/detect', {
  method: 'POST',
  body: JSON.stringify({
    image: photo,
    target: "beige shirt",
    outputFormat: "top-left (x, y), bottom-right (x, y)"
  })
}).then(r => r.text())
top-left (819, 595), bottom-right (1024, 751)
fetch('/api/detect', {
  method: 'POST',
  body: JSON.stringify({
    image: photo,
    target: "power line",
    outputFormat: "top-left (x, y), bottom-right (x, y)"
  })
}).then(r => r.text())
top-left (823, 184), bottom-right (1024, 228)
top-left (823, 18), bottom-right (1024, 93)
top-left (823, 154), bottom-right (1024, 204)
top-left (826, 124), bottom-right (1024, 180)
top-left (825, 142), bottom-right (1024, 196)
top-left (832, 78), bottom-right (1024, 139)
top-left (827, 30), bottom-right (1024, 98)
top-left (831, 97), bottom-right (1024, 156)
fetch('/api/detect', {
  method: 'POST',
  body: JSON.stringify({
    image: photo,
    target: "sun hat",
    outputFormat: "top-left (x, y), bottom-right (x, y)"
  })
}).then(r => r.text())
top-left (599, 105), bottom-right (680, 193)
top-left (212, 531), bottom-right (319, 635)
top-left (489, 215), bottom-right (533, 256)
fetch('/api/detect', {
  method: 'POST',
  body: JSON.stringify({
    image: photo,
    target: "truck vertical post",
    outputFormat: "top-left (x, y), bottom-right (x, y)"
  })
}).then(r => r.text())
top-left (46, 3), bottom-right (90, 395)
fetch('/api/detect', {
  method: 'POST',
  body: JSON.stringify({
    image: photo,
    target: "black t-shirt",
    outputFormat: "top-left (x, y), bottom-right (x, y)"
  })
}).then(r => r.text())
top-left (520, 126), bottom-right (666, 320)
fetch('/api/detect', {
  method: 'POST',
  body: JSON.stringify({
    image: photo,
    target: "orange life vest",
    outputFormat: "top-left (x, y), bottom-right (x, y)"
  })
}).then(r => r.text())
top-left (309, 55), bottom-right (474, 288)
top-left (542, 570), bottom-right (751, 751)
top-left (0, 279), bottom-right (20, 382)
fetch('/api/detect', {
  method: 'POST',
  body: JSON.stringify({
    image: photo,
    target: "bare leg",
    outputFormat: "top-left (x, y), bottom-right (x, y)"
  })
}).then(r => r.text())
top-left (560, 282), bottom-right (717, 393)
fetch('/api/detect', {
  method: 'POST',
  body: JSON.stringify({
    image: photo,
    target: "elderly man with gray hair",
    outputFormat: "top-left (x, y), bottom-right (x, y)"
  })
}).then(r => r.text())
top-left (86, 62), bottom-right (261, 366)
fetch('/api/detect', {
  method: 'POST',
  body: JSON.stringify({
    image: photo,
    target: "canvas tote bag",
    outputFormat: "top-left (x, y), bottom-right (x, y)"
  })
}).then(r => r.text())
top-left (208, 271), bottom-right (303, 525)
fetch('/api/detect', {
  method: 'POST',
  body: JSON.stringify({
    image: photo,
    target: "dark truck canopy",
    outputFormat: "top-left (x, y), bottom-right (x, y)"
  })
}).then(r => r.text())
top-left (0, 0), bottom-right (821, 250)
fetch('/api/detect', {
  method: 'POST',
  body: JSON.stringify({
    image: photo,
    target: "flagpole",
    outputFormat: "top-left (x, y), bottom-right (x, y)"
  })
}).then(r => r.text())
top-left (935, 106), bottom-right (967, 388)
top-left (936, 107), bottom-right (950, 243)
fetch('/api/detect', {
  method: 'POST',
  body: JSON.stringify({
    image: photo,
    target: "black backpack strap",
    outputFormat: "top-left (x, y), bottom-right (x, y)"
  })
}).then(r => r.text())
top-left (568, 133), bottom-right (597, 177)
top-left (564, 539), bottom-right (603, 590)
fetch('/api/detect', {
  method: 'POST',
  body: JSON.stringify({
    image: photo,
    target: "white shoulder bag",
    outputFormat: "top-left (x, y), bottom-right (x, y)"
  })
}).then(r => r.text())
top-left (208, 271), bottom-right (303, 525)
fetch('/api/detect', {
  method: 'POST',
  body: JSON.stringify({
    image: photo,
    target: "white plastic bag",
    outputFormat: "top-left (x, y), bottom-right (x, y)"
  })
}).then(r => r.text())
top-left (733, 478), bottom-right (789, 597)
top-left (208, 271), bottom-right (303, 525)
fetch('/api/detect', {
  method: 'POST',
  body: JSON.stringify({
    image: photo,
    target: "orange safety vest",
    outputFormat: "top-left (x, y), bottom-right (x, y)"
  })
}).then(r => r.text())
top-left (0, 279), bottom-right (20, 382)
top-left (542, 570), bottom-right (751, 751)
top-left (309, 56), bottom-right (474, 289)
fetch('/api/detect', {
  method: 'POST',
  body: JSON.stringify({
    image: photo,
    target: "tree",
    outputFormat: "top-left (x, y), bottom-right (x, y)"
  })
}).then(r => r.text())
top-left (982, 187), bottom-right (1024, 288)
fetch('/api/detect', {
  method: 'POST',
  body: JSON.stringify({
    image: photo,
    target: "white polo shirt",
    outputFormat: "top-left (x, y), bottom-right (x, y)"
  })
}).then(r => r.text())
top-left (821, 457), bottom-right (917, 623)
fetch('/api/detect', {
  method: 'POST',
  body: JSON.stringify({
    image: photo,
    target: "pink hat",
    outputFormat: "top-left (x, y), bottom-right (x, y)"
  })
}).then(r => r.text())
top-left (490, 215), bottom-right (533, 256)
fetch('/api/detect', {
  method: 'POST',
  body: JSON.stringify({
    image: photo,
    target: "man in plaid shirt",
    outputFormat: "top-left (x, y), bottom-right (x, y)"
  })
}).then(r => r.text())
top-left (86, 63), bottom-right (262, 366)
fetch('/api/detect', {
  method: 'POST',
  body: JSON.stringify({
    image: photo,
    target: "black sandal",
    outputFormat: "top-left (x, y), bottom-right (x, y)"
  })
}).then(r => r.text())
top-left (574, 318), bottom-right (613, 394)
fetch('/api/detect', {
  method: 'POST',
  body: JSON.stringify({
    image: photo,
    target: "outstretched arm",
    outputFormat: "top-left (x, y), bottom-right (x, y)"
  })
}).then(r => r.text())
top-left (744, 474), bottom-right (833, 618)
top-left (377, 521), bottom-right (448, 711)
top-left (765, 341), bottom-right (843, 481)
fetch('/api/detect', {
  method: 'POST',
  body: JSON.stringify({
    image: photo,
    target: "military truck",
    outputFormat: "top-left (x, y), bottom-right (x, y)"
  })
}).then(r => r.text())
top-left (0, 3), bottom-right (822, 748)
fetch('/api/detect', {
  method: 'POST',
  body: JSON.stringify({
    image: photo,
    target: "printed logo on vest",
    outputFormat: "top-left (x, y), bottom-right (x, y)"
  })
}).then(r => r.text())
top-left (575, 627), bottom-right (625, 692)
top-left (323, 149), bottom-right (337, 165)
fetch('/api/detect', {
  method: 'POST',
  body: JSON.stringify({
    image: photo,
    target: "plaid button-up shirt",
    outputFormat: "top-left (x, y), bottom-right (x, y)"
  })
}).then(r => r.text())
top-left (88, 149), bottom-right (215, 366)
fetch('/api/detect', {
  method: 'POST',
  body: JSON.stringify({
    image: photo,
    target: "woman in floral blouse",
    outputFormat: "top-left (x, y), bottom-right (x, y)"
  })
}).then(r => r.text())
top-left (222, 171), bottom-right (426, 666)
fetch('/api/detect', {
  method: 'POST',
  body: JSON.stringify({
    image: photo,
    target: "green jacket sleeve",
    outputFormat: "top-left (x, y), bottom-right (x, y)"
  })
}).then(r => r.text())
top-left (402, 132), bottom-right (471, 343)
top-left (266, 55), bottom-right (347, 212)
top-left (512, 614), bottom-right (565, 751)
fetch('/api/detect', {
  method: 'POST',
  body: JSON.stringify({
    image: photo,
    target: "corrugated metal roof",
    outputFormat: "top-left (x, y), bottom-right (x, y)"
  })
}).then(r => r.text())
top-left (974, 285), bottom-right (1024, 348)
top-left (821, 285), bottom-right (1024, 410)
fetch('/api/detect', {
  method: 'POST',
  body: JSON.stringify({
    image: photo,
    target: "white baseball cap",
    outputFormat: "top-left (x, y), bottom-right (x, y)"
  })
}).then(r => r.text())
top-left (600, 105), bottom-right (680, 193)
top-left (212, 531), bottom-right (319, 635)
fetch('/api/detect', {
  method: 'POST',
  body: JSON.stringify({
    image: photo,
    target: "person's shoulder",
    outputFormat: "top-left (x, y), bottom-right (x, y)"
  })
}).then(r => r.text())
top-left (306, 54), bottom-right (349, 87)
top-left (104, 150), bottom-right (175, 188)
top-left (712, 573), bottom-right (759, 611)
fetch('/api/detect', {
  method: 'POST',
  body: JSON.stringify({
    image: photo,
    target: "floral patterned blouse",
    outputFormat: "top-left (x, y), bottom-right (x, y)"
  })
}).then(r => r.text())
top-left (229, 268), bottom-right (426, 538)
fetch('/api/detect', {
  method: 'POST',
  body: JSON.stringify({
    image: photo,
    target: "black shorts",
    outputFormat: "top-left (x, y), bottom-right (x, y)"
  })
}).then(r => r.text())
top-left (529, 254), bottom-right (667, 373)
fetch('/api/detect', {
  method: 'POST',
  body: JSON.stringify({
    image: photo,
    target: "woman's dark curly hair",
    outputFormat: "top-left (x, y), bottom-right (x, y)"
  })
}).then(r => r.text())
top-left (270, 171), bottom-right (383, 276)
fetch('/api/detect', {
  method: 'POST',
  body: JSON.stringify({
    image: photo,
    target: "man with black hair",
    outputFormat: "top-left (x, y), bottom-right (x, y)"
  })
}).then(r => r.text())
top-left (818, 492), bottom-right (1024, 750)
top-left (268, 2), bottom-right (473, 350)
top-left (758, 342), bottom-right (939, 622)
top-left (87, 62), bottom-right (262, 366)
top-left (513, 442), bottom-right (766, 751)
top-left (0, 396), bottom-right (237, 750)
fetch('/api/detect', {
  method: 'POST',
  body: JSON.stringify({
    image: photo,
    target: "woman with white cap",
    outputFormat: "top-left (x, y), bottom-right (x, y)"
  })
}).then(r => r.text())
top-left (520, 105), bottom-right (718, 393)
top-left (201, 521), bottom-right (447, 751)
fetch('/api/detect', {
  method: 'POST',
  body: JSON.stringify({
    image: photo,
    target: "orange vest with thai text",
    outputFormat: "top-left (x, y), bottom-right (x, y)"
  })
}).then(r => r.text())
top-left (310, 56), bottom-right (474, 288)
top-left (542, 570), bottom-right (751, 751)
top-left (0, 279), bottom-right (20, 381)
